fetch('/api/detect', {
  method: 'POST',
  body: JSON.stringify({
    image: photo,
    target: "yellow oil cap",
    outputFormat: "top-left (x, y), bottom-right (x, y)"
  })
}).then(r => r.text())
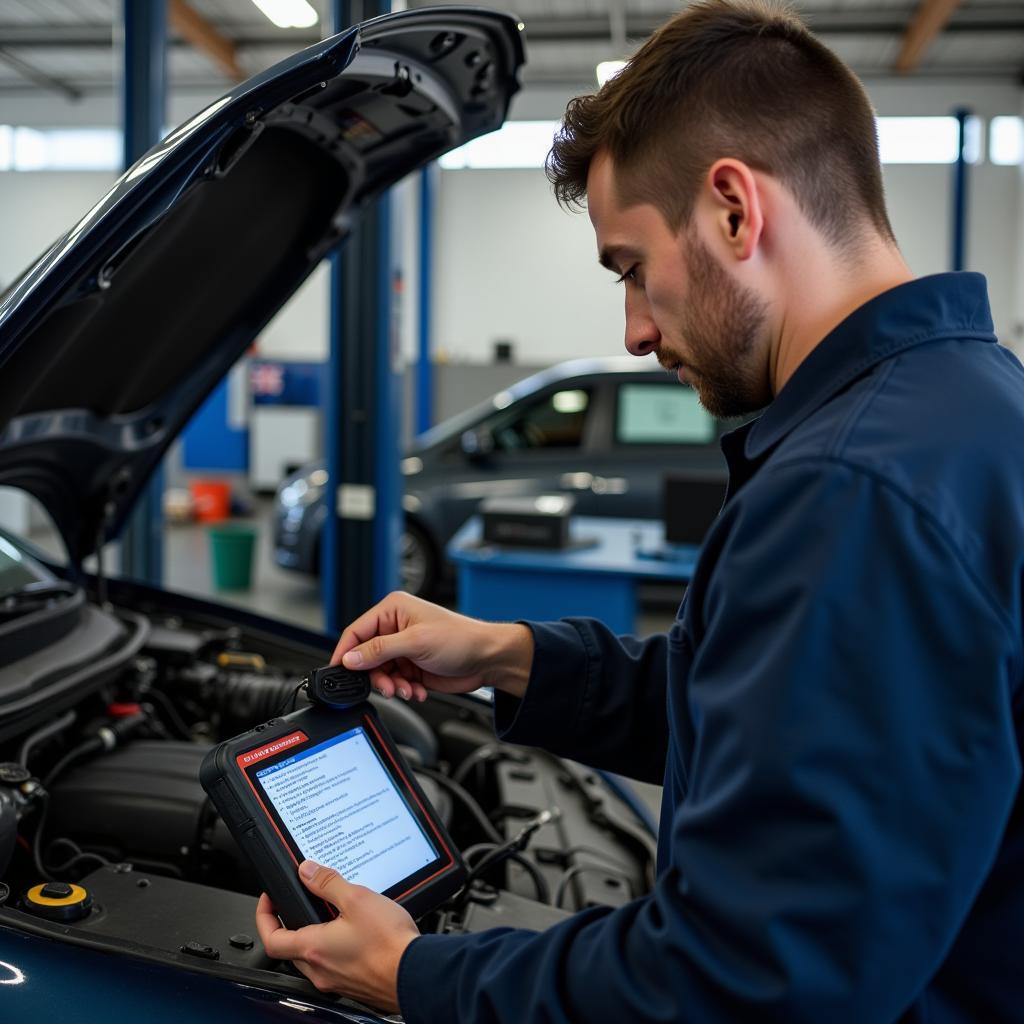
top-left (24, 881), bottom-right (92, 922)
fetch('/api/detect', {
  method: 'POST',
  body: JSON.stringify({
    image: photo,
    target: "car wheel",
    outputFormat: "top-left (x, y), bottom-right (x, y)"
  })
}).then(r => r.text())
top-left (401, 521), bottom-right (436, 598)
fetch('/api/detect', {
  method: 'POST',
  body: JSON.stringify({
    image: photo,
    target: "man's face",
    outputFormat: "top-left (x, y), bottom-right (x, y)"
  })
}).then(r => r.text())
top-left (587, 152), bottom-right (773, 418)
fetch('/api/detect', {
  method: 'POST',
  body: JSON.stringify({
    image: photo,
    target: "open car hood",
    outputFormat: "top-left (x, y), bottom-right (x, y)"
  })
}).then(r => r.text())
top-left (0, 6), bottom-right (523, 568)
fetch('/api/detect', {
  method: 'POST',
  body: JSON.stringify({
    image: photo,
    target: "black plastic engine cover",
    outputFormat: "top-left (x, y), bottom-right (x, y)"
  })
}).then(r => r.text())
top-left (46, 740), bottom-right (245, 882)
top-left (74, 864), bottom-right (274, 970)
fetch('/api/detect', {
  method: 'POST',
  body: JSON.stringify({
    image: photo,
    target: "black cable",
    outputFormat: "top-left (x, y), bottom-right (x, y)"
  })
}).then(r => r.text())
top-left (451, 743), bottom-right (506, 788)
top-left (461, 808), bottom-right (559, 889)
top-left (42, 737), bottom-right (103, 790)
top-left (414, 767), bottom-right (503, 844)
top-left (30, 793), bottom-right (51, 881)
top-left (48, 851), bottom-right (110, 875)
top-left (457, 841), bottom-right (550, 905)
top-left (44, 838), bottom-right (111, 875)
top-left (505, 852), bottom-right (550, 904)
top-left (29, 737), bottom-right (103, 881)
top-left (462, 843), bottom-right (499, 865)
top-left (141, 689), bottom-right (193, 741)
top-left (554, 863), bottom-right (635, 909)
top-left (17, 709), bottom-right (77, 768)
top-left (275, 680), bottom-right (308, 718)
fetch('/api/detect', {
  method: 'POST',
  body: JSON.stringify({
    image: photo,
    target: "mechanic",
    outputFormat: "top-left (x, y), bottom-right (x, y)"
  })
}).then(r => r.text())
top-left (254, 1), bottom-right (1024, 1020)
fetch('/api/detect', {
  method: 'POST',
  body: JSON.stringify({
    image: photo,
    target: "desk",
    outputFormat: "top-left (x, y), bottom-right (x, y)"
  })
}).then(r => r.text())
top-left (448, 516), bottom-right (697, 633)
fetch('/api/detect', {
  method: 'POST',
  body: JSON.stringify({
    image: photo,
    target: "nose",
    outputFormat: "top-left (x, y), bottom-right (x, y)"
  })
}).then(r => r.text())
top-left (624, 288), bottom-right (660, 357)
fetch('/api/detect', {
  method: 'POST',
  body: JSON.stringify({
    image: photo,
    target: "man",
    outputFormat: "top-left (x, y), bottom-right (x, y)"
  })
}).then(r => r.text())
top-left (255, 1), bottom-right (1024, 1020)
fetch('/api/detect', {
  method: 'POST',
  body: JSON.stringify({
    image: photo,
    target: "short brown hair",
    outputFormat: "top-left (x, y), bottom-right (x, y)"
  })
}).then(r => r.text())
top-left (546, 0), bottom-right (895, 248)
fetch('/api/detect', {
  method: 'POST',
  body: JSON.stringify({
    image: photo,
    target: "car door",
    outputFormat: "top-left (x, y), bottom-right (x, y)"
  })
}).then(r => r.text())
top-left (571, 374), bottom-right (727, 521)
top-left (424, 378), bottom-right (601, 543)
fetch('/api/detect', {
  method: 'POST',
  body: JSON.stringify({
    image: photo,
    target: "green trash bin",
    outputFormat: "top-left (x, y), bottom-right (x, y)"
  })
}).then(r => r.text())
top-left (209, 524), bottom-right (257, 590)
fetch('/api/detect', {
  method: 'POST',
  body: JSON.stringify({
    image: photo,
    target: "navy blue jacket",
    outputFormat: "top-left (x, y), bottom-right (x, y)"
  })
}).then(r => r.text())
top-left (398, 273), bottom-right (1024, 1022)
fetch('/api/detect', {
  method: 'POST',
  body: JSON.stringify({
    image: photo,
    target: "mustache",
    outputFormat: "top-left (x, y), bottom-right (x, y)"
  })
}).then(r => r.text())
top-left (656, 351), bottom-right (684, 373)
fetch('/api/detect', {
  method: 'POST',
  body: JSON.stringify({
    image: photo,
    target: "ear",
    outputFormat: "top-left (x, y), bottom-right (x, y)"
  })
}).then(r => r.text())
top-left (704, 159), bottom-right (763, 261)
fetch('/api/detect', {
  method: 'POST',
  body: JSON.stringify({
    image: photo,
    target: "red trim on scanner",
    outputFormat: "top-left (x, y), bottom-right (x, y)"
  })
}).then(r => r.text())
top-left (236, 730), bottom-right (308, 769)
top-left (360, 713), bottom-right (458, 901)
top-left (238, 732), bottom-right (339, 921)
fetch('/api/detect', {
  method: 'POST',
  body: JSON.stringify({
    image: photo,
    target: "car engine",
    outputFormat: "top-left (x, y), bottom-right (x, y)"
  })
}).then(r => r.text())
top-left (0, 580), bottom-right (656, 998)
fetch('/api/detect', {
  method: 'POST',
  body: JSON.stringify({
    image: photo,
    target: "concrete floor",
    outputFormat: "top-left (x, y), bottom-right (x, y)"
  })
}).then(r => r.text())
top-left (164, 499), bottom-right (325, 630)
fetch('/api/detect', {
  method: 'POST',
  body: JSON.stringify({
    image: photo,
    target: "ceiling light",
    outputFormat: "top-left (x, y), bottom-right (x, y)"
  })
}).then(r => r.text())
top-left (596, 60), bottom-right (626, 87)
top-left (251, 0), bottom-right (318, 29)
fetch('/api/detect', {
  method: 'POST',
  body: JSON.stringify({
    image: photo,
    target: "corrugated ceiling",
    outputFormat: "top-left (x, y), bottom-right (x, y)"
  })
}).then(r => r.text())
top-left (0, 0), bottom-right (1021, 95)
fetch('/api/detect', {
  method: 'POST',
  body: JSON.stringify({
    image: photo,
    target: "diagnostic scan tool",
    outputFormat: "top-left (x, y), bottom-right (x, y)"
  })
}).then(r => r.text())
top-left (200, 698), bottom-right (465, 929)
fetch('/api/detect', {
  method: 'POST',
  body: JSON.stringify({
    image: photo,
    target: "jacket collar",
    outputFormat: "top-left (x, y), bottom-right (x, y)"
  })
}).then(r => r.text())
top-left (743, 272), bottom-right (996, 459)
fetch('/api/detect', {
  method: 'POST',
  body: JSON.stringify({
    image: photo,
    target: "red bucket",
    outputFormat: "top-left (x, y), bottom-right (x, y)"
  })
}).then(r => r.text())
top-left (190, 480), bottom-right (231, 523)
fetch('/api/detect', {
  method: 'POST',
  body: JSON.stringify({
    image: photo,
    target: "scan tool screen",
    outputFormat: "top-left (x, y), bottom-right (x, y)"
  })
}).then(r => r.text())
top-left (252, 724), bottom-right (439, 894)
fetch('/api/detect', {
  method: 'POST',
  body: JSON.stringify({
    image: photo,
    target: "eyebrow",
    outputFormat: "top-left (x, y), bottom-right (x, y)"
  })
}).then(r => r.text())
top-left (598, 245), bottom-right (640, 273)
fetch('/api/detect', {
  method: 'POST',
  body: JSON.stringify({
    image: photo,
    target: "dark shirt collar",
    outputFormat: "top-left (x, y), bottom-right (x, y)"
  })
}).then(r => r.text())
top-left (742, 272), bottom-right (996, 459)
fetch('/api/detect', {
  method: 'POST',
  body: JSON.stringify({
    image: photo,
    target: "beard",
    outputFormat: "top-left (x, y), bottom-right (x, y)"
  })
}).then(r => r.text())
top-left (658, 233), bottom-right (772, 419)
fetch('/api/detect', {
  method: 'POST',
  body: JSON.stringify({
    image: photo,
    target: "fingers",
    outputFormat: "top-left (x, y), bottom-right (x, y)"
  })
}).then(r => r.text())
top-left (331, 592), bottom-right (411, 666)
top-left (255, 892), bottom-right (306, 961)
top-left (370, 669), bottom-right (428, 703)
top-left (299, 859), bottom-right (356, 911)
top-left (341, 629), bottom-right (427, 673)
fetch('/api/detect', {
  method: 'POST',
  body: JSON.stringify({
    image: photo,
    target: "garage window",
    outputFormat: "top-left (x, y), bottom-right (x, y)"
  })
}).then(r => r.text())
top-left (616, 383), bottom-right (714, 444)
top-left (492, 388), bottom-right (592, 450)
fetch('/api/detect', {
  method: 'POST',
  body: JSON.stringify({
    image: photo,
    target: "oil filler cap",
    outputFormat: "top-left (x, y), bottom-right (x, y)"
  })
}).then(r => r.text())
top-left (24, 881), bottom-right (92, 922)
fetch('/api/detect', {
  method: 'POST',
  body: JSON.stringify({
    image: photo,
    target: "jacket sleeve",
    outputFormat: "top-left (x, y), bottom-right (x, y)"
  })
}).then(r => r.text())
top-left (397, 458), bottom-right (1021, 1023)
top-left (491, 617), bottom-right (674, 784)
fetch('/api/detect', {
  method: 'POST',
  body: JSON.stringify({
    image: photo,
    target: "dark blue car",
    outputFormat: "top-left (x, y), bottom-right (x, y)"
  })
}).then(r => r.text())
top-left (0, 9), bottom-right (656, 1020)
top-left (274, 356), bottom-right (729, 596)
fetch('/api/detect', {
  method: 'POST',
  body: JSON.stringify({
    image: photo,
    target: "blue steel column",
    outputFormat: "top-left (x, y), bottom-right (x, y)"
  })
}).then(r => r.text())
top-left (416, 164), bottom-right (436, 435)
top-left (119, 0), bottom-right (166, 585)
top-left (951, 108), bottom-right (971, 272)
top-left (323, 0), bottom-right (399, 633)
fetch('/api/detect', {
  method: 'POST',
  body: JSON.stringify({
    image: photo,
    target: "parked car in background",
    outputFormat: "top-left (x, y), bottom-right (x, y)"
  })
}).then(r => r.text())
top-left (273, 356), bottom-right (729, 596)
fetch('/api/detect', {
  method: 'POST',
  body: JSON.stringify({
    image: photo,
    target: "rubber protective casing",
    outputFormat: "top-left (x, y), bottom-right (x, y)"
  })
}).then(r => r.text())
top-left (199, 702), bottom-right (465, 929)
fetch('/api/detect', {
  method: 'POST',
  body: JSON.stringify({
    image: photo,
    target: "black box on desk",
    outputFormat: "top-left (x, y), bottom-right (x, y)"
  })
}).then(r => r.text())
top-left (480, 495), bottom-right (574, 549)
top-left (662, 474), bottom-right (727, 545)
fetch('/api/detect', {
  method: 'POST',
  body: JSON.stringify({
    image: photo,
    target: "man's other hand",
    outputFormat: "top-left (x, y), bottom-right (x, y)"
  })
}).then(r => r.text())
top-left (331, 591), bottom-right (534, 702)
top-left (255, 859), bottom-right (419, 1013)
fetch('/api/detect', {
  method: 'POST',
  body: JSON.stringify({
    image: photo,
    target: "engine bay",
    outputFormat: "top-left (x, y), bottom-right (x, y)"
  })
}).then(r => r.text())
top-left (0, 579), bottom-right (656, 1010)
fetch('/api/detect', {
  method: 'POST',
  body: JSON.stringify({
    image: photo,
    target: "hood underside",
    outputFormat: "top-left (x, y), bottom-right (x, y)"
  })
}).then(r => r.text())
top-left (0, 6), bottom-right (523, 567)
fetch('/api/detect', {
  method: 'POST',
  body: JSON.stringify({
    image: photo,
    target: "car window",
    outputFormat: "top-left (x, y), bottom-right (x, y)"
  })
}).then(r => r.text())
top-left (0, 532), bottom-right (48, 597)
top-left (489, 388), bottom-right (592, 451)
top-left (616, 383), bottom-right (715, 445)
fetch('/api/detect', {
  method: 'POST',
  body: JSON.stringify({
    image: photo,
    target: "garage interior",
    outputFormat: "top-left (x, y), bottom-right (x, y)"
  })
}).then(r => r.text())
top-left (1, 1), bottom-right (1024, 1017)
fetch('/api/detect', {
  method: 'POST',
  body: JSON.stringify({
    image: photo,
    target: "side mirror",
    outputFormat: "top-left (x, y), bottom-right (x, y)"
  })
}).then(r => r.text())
top-left (460, 427), bottom-right (494, 460)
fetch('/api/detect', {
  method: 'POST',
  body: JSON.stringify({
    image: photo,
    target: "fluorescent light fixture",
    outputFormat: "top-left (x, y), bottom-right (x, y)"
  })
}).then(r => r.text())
top-left (250, 0), bottom-right (318, 29)
top-left (990, 116), bottom-right (1024, 166)
top-left (596, 60), bottom-right (626, 87)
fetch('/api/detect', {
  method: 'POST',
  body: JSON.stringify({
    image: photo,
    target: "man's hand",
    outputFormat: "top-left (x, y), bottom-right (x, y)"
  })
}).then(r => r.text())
top-left (331, 591), bottom-right (534, 702)
top-left (255, 859), bottom-right (419, 1013)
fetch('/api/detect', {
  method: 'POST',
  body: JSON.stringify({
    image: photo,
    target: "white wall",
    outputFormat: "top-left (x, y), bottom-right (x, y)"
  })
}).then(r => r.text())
top-left (430, 77), bottom-right (1024, 363)
top-left (432, 166), bottom-right (625, 362)
top-left (0, 171), bottom-right (116, 289)
top-left (1, 77), bottom-right (1022, 368)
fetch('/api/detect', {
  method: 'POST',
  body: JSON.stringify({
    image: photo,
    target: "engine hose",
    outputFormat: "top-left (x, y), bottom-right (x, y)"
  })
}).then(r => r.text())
top-left (212, 672), bottom-right (307, 726)
top-left (17, 709), bottom-right (77, 769)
